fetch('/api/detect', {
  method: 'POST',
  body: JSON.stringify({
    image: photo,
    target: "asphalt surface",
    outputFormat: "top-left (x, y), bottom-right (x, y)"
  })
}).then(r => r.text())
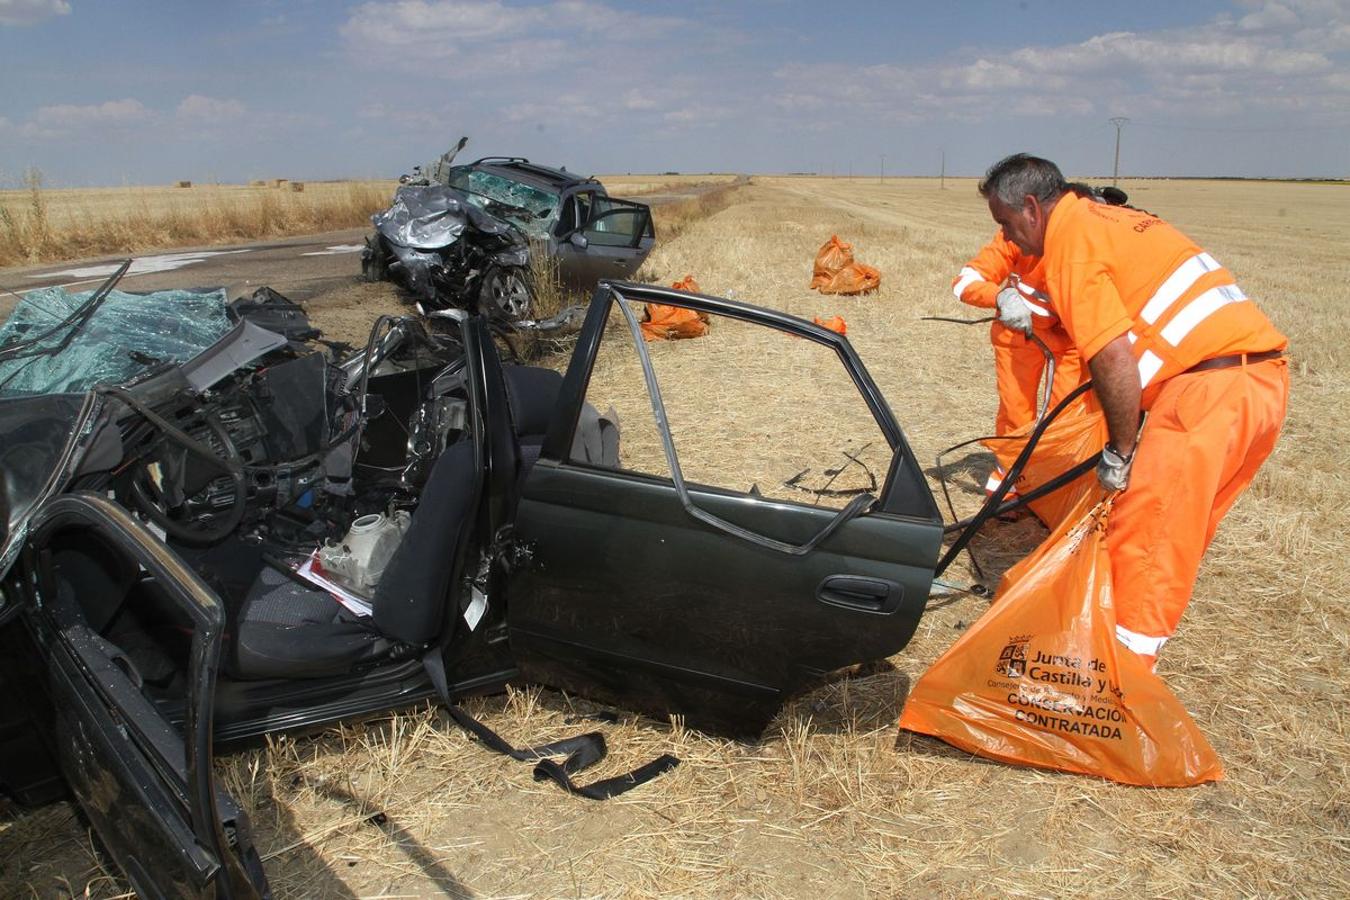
top-left (0, 227), bottom-right (375, 309)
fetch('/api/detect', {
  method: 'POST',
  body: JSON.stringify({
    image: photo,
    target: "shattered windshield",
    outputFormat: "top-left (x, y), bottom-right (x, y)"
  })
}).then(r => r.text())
top-left (446, 168), bottom-right (559, 239)
top-left (0, 286), bottom-right (233, 398)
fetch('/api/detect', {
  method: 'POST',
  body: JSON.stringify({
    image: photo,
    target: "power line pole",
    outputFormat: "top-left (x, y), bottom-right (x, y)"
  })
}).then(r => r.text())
top-left (940, 149), bottom-right (946, 190)
top-left (1110, 117), bottom-right (1129, 186)
top-left (880, 153), bottom-right (885, 184)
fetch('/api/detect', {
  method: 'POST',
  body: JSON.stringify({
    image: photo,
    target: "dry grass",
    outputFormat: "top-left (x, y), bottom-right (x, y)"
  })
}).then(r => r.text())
top-left (0, 173), bottom-right (395, 267)
top-left (2, 176), bottom-right (1347, 897)
top-left (598, 174), bottom-right (740, 197)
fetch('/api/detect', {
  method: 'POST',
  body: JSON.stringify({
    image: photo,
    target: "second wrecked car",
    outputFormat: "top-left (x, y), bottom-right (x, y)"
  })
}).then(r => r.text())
top-left (364, 148), bottom-right (656, 319)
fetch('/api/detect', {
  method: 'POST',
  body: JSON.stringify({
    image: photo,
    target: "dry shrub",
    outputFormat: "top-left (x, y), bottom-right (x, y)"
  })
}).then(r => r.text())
top-left (0, 177), bottom-right (394, 267)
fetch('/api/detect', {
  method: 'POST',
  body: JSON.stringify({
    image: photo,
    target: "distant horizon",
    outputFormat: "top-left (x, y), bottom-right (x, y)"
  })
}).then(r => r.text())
top-left (4, 172), bottom-right (1348, 192)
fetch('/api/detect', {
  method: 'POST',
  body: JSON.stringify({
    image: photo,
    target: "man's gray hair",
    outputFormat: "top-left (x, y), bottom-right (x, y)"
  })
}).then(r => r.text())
top-left (978, 154), bottom-right (1066, 206)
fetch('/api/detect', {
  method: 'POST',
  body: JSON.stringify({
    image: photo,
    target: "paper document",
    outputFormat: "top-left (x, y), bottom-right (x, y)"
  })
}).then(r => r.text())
top-left (297, 551), bottom-right (374, 618)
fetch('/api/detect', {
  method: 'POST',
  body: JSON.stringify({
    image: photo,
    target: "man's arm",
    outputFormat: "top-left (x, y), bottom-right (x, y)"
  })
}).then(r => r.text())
top-left (1088, 335), bottom-right (1141, 456)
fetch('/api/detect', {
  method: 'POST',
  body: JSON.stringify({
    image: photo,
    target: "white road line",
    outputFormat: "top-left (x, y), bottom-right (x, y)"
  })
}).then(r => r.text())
top-left (28, 249), bottom-right (253, 287)
top-left (300, 244), bottom-right (365, 257)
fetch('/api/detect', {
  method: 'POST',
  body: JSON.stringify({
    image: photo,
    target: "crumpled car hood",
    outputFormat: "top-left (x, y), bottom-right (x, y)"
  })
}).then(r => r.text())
top-left (372, 184), bottom-right (513, 250)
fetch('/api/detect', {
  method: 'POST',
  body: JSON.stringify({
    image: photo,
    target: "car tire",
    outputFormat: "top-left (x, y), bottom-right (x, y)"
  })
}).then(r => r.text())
top-left (362, 234), bottom-right (390, 283)
top-left (478, 265), bottom-right (535, 322)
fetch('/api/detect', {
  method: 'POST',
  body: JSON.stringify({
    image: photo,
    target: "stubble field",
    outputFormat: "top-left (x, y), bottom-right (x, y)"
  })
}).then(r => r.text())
top-left (1, 176), bottom-right (1346, 897)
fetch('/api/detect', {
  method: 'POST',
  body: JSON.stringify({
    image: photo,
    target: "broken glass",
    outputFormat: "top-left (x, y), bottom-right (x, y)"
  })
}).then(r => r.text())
top-left (0, 286), bottom-right (233, 397)
top-left (446, 169), bottom-right (559, 239)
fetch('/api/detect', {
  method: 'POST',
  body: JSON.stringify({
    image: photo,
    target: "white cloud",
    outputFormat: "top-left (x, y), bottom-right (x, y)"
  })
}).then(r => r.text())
top-left (340, 0), bottom-right (687, 71)
top-left (0, 0), bottom-right (70, 26)
top-left (32, 98), bottom-right (151, 133)
top-left (772, 2), bottom-right (1350, 126)
top-left (176, 95), bottom-right (247, 120)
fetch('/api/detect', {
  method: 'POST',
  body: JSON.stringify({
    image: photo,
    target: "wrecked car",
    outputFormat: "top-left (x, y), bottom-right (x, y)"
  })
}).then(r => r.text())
top-left (0, 265), bottom-right (944, 897)
top-left (364, 151), bottom-right (655, 319)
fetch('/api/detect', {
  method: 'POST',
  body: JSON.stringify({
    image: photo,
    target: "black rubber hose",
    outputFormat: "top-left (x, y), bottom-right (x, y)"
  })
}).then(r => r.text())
top-left (935, 379), bottom-right (1095, 577)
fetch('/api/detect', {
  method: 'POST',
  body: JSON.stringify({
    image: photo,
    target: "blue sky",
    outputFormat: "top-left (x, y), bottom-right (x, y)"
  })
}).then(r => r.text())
top-left (2, 0), bottom-right (1347, 185)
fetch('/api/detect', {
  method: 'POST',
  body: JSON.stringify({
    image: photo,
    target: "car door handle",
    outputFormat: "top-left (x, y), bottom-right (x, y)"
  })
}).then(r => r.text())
top-left (816, 575), bottom-right (902, 614)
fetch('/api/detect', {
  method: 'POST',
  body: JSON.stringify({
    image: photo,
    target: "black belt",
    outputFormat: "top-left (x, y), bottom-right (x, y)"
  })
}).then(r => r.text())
top-left (1184, 349), bottom-right (1283, 375)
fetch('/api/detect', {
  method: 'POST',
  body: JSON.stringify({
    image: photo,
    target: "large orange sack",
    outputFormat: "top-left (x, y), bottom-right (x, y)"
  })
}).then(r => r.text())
top-left (816, 262), bottom-right (881, 296)
top-left (810, 235), bottom-right (881, 295)
top-left (642, 275), bottom-right (710, 342)
top-left (811, 235), bottom-right (854, 286)
top-left (898, 493), bottom-right (1224, 787)
top-left (983, 392), bottom-right (1106, 530)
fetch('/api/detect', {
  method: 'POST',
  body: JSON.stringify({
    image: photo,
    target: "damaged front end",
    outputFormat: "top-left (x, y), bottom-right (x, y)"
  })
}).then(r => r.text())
top-left (364, 183), bottom-right (537, 322)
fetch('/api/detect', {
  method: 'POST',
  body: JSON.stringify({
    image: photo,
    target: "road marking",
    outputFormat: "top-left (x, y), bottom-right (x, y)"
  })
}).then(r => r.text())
top-left (28, 249), bottom-right (252, 285)
top-left (301, 244), bottom-right (365, 256)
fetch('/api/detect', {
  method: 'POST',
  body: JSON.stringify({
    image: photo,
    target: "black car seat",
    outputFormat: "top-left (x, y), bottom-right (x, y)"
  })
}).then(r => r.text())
top-left (229, 438), bottom-right (480, 679)
top-left (501, 364), bottom-right (563, 480)
top-left (502, 363), bottom-right (619, 476)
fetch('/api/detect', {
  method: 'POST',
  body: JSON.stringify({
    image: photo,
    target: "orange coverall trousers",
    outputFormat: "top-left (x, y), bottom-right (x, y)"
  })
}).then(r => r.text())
top-left (991, 323), bottom-right (1083, 437)
top-left (1107, 358), bottom-right (1290, 663)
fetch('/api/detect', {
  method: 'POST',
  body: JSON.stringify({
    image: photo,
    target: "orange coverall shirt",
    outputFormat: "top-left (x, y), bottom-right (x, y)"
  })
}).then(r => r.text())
top-left (953, 234), bottom-right (1085, 493)
top-left (1040, 191), bottom-right (1288, 662)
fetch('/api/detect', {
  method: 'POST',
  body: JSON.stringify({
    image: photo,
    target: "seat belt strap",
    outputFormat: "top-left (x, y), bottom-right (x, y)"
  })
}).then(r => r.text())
top-left (422, 650), bottom-right (679, 800)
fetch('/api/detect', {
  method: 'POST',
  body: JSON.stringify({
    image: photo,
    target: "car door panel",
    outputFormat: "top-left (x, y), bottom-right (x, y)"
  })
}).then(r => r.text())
top-left (507, 284), bottom-right (942, 736)
top-left (25, 494), bottom-right (266, 898)
top-left (576, 199), bottom-right (654, 283)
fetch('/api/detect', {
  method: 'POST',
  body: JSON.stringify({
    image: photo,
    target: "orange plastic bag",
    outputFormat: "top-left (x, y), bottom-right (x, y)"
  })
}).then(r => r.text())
top-left (811, 236), bottom-right (854, 287)
top-left (813, 315), bottom-right (847, 335)
top-left (816, 262), bottom-right (881, 295)
top-left (983, 392), bottom-right (1107, 530)
top-left (810, 235), bottom-right (880, 295)
top-left (898, 493), bottom-right (1224, 787)
top-left (641, 275), bottom-right (710, 342)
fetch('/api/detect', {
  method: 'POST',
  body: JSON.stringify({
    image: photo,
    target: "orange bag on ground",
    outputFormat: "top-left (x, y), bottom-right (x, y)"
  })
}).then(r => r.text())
top-left (816, 262), bottom-right (881, 295)
top-left (898, 492), bottom-right (1224, 787)
top-left (641, 275), bottom-right (710, 342)
top-left (983, 392), bottom-right (1107, 530)
top-left (811, 236), bottom-right (854, 287)
top-left (813, 315), bottom-right (847, 335)
top-left (810, 236), bottom-right (881, 295)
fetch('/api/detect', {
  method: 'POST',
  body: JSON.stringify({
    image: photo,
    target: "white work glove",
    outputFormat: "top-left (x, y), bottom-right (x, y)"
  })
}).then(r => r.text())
top-left (995, 287), bottom-right (1034, 337)
top-left (1097, 444), bottom-right (1133, 492)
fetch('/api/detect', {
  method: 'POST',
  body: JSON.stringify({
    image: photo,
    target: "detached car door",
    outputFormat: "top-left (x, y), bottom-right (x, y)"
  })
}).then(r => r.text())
top-left (506, 283), bottom-right (944, 736)
top-left (14, 493), bottom-right (268, 898)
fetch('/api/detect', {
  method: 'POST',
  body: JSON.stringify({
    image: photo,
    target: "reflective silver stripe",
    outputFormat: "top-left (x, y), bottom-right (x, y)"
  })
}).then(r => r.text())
top-left (952, 266), bottom-right (984, 299)
top-left (1140, 251), bottom-right (1222, 325)
top-left (1126, 330), bottom-right (1138, 345)
top-left (1160, 283), bottom-right (1248, 346)
top-left (1116, 624), bottom-right (1169, 656)
top-left (1138, 350), bottom-right (1164, 387)
top-left (1015, 279), bottom-right (1052, 303)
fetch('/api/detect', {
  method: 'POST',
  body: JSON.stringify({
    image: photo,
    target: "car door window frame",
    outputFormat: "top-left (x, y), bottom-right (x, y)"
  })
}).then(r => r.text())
top-left (580, 202), bottom-right (651, 250)
top-left (541, 282), bottom-right (941, 526)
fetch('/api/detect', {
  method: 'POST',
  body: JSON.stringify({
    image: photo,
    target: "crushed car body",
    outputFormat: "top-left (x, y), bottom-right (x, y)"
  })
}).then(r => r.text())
top-left (0, 268), bottom-right (943, 897)
top-left (364, 145), bottom-right (656, 319)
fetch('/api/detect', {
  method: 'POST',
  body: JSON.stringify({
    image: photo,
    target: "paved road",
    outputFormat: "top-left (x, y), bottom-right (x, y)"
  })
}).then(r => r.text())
top-left (0, 227), bottom-right (375, 306)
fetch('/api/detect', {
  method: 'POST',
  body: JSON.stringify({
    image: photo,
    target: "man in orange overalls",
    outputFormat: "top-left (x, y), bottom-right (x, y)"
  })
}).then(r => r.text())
top-left (979, 153), bottom-right (1289, 667)
top-left (952, 234), bottom-right (1084, 495)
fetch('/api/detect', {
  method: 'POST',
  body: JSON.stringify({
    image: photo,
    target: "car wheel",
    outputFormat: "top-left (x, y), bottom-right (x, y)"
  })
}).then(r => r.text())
top-left (479, 265), bottom-right (534, 321)
top-left (361, 234), bottom-right (390, 283)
